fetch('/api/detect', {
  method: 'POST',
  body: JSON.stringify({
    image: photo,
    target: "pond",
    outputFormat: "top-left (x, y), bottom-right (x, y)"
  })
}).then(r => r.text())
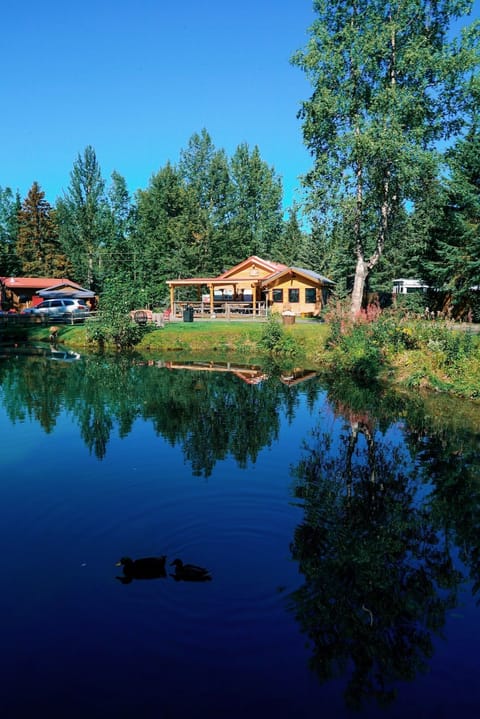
top-left (0, 344), bottom-right (479, 718)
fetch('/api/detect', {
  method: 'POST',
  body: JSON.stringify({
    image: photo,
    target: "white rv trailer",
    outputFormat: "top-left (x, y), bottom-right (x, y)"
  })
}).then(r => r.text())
top-left (392, 279), bottom-right (429, 294)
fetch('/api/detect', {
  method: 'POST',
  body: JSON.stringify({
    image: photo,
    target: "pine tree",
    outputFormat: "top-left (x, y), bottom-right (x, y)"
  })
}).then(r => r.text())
top-left (178, 130), bottom-right (232, 275)
top-left (104, 170), bottom-right (136, 281)
top-left (228, 143), bottom-right (283, 262)
top-left (56, 146), bottom-right (109, 289)
top-left (0, 187), bottom-right (20, 276)
top-left (425, 126), bottom-right (480, 308)
top-left (271, 205), bottom-right (306, 266)
top-left (16, 182), bottom-right (69, 277)
top-left (135, 162), bottom-right (190, 304)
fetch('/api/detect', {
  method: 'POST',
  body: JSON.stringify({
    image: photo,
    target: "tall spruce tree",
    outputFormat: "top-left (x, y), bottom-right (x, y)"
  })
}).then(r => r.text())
top-left (56, 146), bottom-right (109, 289)
top-left (16, 182), bottom-right (69, 277)
top-left (178, 130), bottom-right (232, 274)
top-left (425, 126), bottom-right (480, 311)
top-left (135, 162), bottom-right (190, 304)
top-left (104, 170), bottom-right (136, 281)
top-left (0, 187), bottom-right (20, 276)
top-left (292, 0), bottom-right (479, 315)
top-left (228, 143), bottom-right (283, 262)
top-left (271, 205), bottom-right (307, 266)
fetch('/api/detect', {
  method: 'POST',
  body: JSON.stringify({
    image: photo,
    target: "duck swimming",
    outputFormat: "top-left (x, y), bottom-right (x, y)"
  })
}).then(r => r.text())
top-left (170, 559), bottom-right (212, 582)
top-left (116, 555), bottom-right (167, 584)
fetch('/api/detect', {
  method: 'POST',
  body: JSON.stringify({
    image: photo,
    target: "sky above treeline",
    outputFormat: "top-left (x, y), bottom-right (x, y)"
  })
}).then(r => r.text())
top-left (2, 0), bottom-right (479, 211)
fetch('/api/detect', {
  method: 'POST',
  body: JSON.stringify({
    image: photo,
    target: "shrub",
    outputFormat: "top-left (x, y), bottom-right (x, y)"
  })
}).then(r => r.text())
top-left (258, 315), bottom-right (300, 358)
top-left (87, 312), bottom-right (147, 349)
top-left (371, 313), bottom-right (420, 352)
top-left (86, 284), bottom-right (149, 350)
top-left (258, 314), bottom-right (284, 351)
top-left (328, 322), bottom-right (383, 385)
top-left (393, 293), bottom-right (428, 317)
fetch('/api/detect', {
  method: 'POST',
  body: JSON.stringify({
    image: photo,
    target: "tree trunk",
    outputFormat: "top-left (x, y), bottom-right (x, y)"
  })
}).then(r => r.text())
top-left (350, 256), bottom-right (369, 316)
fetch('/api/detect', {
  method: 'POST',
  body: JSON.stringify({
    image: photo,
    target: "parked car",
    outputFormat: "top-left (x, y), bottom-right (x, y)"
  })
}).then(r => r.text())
top-left (48, 348), bottom-right (81, 362)
top-left (32, 298), bottom-right (90, 322)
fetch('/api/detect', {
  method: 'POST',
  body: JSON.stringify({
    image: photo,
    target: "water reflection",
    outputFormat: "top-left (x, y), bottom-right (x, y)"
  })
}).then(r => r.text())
top-left (0, 346), bottom-right (322, 472)
top-left (290, 380), bottom-right (480, 710)
top-left (1, 346), bottom-right (480, 715)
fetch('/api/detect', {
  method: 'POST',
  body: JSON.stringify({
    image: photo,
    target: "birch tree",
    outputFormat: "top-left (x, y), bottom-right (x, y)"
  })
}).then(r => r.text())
top-left (293, 0), bottom-right (479, 315)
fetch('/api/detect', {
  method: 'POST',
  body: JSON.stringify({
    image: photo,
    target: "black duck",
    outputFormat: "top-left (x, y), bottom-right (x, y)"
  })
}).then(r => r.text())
top-left (170, 558), bottom-right (212, 582)
top-left (116, 555), bottom-right (167, 584)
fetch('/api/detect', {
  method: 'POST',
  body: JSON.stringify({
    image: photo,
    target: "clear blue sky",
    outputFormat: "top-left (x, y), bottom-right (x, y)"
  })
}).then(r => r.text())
top-left (1, 0), bottom-right (478, 211)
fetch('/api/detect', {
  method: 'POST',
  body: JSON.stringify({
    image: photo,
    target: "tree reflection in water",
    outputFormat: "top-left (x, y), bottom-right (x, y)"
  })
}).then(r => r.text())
top-left (0, 350), bottom-right (322, 474)
top-left (1, 349), bottom-right (479, 709)
top-left (289, 381), bottom-right (474, 711)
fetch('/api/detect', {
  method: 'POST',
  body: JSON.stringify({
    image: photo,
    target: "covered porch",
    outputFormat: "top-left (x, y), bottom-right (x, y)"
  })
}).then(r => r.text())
top-left (166, 277), bottom-right (268, 319)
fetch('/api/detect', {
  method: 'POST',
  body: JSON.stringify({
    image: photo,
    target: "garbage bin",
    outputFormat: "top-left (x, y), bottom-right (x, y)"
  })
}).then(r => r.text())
top-left (282, 312), bottom-right (296, 325)
top-left (134, 310), bottom-right (148, 325)
top-left (183, 305), bottom-right (194, 322)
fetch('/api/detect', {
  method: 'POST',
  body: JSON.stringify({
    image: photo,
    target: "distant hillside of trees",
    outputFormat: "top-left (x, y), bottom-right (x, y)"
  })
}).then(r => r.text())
top-left (1, 131), bottom-right (313, 307)
top-left (1, 122), bottom-right (479, 318)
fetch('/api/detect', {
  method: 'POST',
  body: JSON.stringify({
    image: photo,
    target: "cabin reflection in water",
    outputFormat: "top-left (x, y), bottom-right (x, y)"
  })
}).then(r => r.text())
top-left (133, 359), bottom-right (317, 386)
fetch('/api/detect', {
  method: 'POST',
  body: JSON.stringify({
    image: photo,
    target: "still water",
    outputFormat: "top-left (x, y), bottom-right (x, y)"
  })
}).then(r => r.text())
top-left (0, 345), bottom-right (479, 719)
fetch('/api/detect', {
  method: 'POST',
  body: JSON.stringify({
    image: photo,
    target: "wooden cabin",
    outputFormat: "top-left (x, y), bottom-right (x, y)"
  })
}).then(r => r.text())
top-left (0, 277), bottom-right (94, 311)
top-left (166, 256), bottom-right (334, 318)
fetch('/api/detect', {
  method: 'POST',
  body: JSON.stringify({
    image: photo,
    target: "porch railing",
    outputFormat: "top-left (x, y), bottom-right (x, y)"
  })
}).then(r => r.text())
top-left (172, 301), bottom-right (268, 319)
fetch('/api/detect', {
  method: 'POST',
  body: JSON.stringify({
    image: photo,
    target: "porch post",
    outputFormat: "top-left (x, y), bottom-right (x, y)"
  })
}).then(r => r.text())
top-left (209, 284), bottom-right (214, 315)
top-left (169, 285), bottom-right (174, 313)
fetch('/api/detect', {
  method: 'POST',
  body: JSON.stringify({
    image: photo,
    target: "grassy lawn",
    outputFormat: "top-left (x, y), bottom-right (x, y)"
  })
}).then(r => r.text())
top-left (10, 317), bottom-right (479, 399)
top-left (21, 318), bottom-right (331, 366)
top-left (139, 319), bottom-right (330, 357)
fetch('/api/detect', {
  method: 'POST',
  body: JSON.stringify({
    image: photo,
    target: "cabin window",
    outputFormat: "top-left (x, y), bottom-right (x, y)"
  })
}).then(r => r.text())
top-left (305, 288), bottom-right (316, 303)
top-left (272, 289), bottom-right (283, 302)
top-left (288, 288), bottom-right (299, 303)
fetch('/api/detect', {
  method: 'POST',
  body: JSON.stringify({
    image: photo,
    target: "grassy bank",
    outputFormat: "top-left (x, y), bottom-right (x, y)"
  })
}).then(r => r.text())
top-left (15, 317), bottom-right (480, 400)
top-left (23, 319), bottom-right (330, 364)
top-left (319, 310), bottom-right (480, 401)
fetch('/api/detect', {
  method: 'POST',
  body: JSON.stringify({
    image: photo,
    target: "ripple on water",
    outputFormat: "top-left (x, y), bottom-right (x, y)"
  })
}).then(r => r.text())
top-left (107, 481), bottom-right (301, 657)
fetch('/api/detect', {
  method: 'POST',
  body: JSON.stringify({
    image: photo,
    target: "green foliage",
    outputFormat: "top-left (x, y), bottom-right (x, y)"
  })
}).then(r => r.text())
top-left (321, 299), bottom-right (383, 383)
top-left (271, 204), bottom-right (308, 266)
top-left (178, 129), bottom-right (233, 275)
top-left (330, 323), bottom-right (383, 385)
top-left (132, 131), bottom-right (286, 302)
top-left (86, 317), bottom-right (146, 351)
top-left (134, 162), bottom-right (189, 305)
top-left (366, 311), bottom-right (480, 396)
top-left (86, 278), bottom-right (149, 349)
top-left (292, 0), bottom-right (479, 313)
top-left (258, 314), bottom-right (284, 351)
top-left (0, 186), bottom-right (20, 276)
top-left (434, 327), bottom-right (476, 365)
top-left (423, 126), bottom-right (480, 312)
top-left (102, 170), bottom-right (137, 283)
top-left (16, 182), bottom-right (69, 276)
top-left (392, 292), bottom-right (428, 317)
top-left (370, 313), bottom-right (420, 351)
top-left (321, 299), bottom-right (480, 390)
top-left (56, 146), bottom-right (110, 289)
top-left (258, 314), bottom-right (300, 358)
top-left (227, 143), bottom-right (283, 261)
